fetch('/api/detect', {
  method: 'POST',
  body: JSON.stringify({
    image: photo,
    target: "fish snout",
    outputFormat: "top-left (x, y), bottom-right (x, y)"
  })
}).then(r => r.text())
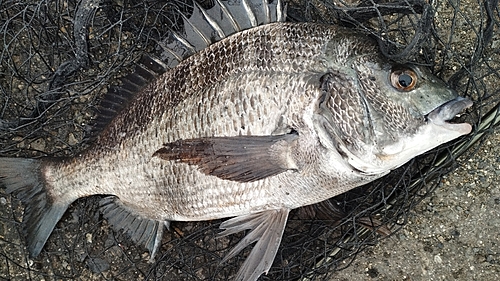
top-left (426, 97), bottom-right (473, 134)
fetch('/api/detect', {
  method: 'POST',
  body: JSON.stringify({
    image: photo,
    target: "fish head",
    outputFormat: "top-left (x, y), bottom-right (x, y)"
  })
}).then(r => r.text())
top-left (315, 32), bottom-right (472, 175)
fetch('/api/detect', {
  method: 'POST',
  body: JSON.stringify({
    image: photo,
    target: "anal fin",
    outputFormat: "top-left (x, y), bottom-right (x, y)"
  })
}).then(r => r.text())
top-left (219, 208), bottom-right (290, 281)
top-left (99, 196), bottom-right (167, 260)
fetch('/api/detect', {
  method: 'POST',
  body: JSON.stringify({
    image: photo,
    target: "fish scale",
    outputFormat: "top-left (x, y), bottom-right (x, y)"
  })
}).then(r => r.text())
top-left (0, 1), bottom-right (473, 280)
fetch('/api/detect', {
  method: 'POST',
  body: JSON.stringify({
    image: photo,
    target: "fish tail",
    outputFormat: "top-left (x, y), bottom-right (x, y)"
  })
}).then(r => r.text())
top-left (0, 157), bottom-right (70, 258)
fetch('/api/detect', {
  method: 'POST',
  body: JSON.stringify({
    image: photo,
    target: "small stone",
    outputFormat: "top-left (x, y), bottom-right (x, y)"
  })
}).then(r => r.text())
top-left (30, 138), bottom-right (46, 151)
top-left (86, 233), bottom-right (93, 243)
top-left (68, 133), bottom-right (79, 146)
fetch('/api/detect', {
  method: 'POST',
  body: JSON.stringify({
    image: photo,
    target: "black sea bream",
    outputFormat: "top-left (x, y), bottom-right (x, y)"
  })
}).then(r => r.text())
top-left (0, 0), bottom-right (472, 280)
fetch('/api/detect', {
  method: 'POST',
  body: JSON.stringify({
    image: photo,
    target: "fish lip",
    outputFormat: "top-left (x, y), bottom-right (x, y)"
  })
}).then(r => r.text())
top-left (425, 96), bottom-right (473, 133)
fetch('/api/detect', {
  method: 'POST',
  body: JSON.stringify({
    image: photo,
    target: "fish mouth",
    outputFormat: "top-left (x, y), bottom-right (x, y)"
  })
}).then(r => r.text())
top-left (426, 96), bottom-right (473, 134)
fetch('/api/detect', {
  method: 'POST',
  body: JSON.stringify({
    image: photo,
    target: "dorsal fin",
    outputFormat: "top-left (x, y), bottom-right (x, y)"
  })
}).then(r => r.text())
top-left (88, 0), bottom-right (286, 140)
top-left (156, 0), bottom-right (286, 68)
top-left (88, 56), bottom-right (167, 139)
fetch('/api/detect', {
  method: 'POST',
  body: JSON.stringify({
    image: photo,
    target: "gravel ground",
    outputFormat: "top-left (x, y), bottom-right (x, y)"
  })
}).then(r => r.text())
top-left (331, 130), bottom-right (500, 280)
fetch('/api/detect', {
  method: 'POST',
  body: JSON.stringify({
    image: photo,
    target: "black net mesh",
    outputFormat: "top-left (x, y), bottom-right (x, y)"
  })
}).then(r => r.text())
top-left (1, 0), bottom-right (499, 280)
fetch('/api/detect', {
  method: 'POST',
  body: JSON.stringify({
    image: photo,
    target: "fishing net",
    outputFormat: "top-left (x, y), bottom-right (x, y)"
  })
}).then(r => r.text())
top-left (1, 0), bottom-right (499, 280)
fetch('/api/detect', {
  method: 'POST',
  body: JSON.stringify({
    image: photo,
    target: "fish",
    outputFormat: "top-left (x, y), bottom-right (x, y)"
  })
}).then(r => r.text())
top-left (0, 0), bottom-right (473, 280)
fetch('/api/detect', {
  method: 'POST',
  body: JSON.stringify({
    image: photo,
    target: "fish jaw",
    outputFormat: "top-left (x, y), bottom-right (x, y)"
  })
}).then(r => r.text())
top-left (426, 96), bottom-right (473, 128)
top-left (375, 97), bottom-right (473, 170)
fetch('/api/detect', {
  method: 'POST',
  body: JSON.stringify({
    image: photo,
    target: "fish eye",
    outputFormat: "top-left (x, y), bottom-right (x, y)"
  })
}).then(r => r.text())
top-left (390, 68), bottom-right (418, 91)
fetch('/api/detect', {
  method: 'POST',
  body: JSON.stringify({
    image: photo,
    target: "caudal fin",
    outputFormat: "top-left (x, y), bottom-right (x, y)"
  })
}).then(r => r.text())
top-left (0, 157), bottom-right (70, 258)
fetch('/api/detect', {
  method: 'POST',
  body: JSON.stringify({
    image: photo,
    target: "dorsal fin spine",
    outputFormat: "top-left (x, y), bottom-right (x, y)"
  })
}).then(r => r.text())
top-left (194, 2), bottom-right (226, 39)
top-left (262, 0), bottom-right (271, 24)
top-left (214, 0), bottom-right (241, 32)
top-left (170, 29), bottom-right (197, 55)
top-left (137, 56), bottom-right (168, 75)
top-left (277, 0), bottom-right (285, 22)
top-left (242, 0), bottom-right (258, 27)
top-left (157, 39), bottom-right (184, 63)
top-left (180, 12), bottom-right (211, 48)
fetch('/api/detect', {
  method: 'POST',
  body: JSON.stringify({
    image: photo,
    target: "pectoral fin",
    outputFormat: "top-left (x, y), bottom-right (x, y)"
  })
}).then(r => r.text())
top-left (218, 208), bottom-right (290, 281)
top-left (153, 133), bottom-right (298, 182)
